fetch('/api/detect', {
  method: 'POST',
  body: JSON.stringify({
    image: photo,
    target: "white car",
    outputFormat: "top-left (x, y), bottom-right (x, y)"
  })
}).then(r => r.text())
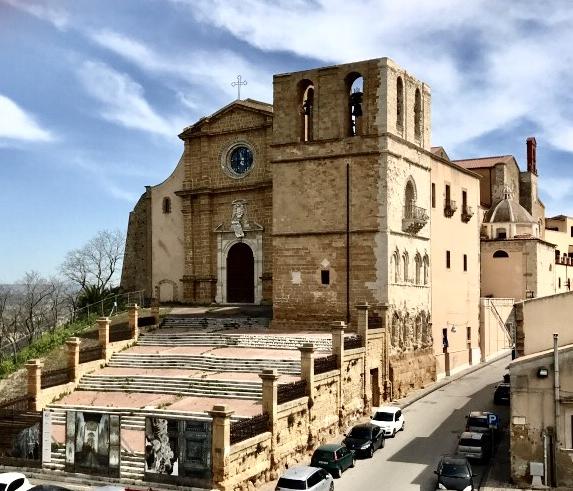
top-left (276, 466), bottom-right (334, 491)
top-left (0, 472), bottom-right (33, 491)
top-left (370, 405), bottom-right (405, 437)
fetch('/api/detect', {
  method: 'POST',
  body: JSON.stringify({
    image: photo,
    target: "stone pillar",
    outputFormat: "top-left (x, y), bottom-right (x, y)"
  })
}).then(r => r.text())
top-left (379, 304), bottom-right (392, 401)
top-left (150, 298), bottom-right (160, 325)
top-left (66, 337), bottom-right (81, 383)
top-left (299, 343), bottom-right (315, 400)
top-left (128, 304), bottom-right (139, 340)
top-left (356, 303), bottom-right (369, 348)
top-left (97, 317), bottom-right (110, 362)
top-left (331, 322), bottom-right (345, 427)
top-left (259, 368), bottom-right (279, 466)
top-left (208, 404), bottom-right (234, 488)
top-left (25, 359), bottom-right (43, 411)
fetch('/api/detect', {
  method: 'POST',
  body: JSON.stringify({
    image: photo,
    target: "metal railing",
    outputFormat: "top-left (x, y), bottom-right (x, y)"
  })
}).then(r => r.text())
top-left (277, 380), bottom-right (308, 405)
top-left (41, 367), bottom-right (71, 389)
top-left (314, 355), bottom-right (337, 375)
top-left (344, 336), bottom-right (362, 350)
top-left (79, 346), bottom-right (103, 364)
top-left (230, 413), bottom-right (270, 445)
top-left (109, 323), bottom-right (132, 343)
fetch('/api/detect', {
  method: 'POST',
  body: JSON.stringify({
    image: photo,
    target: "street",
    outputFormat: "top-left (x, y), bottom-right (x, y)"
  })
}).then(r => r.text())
top-left (333, 356), bottom-right (509, 490)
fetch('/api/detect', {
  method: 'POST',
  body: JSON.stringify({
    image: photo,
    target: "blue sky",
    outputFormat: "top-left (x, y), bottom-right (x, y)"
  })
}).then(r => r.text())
top-left (1, 0), bottom-right (572, 283)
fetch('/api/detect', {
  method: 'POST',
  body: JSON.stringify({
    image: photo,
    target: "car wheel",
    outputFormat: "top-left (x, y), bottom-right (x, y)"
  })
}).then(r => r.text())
top-left (368, 447), bottom-right (374, 458)
top-left (329, 483), bottom-right (334, 491)
top-left (350, 456), bottom-right (356, 468)
top-left (334, 467), bottom-right (342, 479)
top-left (380, 438), bottom-right (385, 448)
top-left (401, 421), bottom-right (405, 431)
top-left (392, 429), bottom-right (397, 438)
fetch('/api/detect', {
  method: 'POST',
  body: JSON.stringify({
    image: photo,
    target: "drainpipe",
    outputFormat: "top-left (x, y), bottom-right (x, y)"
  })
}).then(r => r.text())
top-left (553, 332), bottom-right (560, 487)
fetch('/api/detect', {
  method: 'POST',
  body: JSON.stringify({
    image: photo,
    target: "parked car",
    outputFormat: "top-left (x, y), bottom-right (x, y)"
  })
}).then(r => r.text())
top-left (434, 455), bottom-right (478, 491)
top-left (275, 466), bottom-right (333, 491)
top-left (0, 473), bottom-right (33, 491)
top-left (493, 382), bottom-right (510, 405)
top-left (457, 431), bottom-right (491, 462)
top-left (465, 410), bottom-right (499, 433)
top-left (370, 405), bottom-right (405, 437)
top-left (310, 444), bottom-right (355, 478)
top-left (342, 423), bottom-right (385, 458)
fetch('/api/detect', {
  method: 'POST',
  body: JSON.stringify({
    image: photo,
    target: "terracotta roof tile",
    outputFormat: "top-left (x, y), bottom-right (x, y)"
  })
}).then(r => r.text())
top-left (452, 155), bottom-right (514, 169)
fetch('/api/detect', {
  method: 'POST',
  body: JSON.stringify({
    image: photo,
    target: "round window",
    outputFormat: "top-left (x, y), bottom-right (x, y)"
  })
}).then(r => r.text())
top-left (228, 145), bottom-right (253, 176)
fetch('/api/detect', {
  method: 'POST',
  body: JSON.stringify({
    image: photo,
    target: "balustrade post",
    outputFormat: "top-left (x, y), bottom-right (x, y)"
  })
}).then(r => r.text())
top-left (379, 304), bottom-right (392, 401)
top-left (150, 298), bottom-right (160, 325)
top-left (25, 359), bottom-right (43, 411)
top-left (259, 368), bottom-right (279, 466)
top-left (356, 303), bottom-right (369, 347)
top-left (331, 322), bottom-right (346, 427)
top-left (299, 343), bottom-right (315, 400)
top-left (128, 303), bottom-right (139, 340)
top-left (208, 404), bottom-right (234, 488)
top-left (66, 337), bottom-right (81, 383)
top-left (97, 317), bottom-right (110, 362)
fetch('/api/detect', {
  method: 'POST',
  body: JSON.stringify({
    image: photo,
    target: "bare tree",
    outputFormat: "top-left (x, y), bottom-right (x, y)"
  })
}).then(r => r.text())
top-left (60, 229), bottom-right (125, 297)
top-left (19, 271), bottom-right (55, 342)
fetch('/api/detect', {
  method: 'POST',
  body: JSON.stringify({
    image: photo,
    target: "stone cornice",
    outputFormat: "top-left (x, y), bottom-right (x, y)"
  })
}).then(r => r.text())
top-left (175, 181), bottom-right (272, 197)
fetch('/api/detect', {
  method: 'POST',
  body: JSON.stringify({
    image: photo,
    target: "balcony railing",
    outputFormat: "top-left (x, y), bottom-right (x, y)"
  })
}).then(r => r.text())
top-left (402, 205), bottom-right (429, 234)
top-left (461, 205), bottom-right (474, 223)
top-left (444, 199), bottom-right (457, 218)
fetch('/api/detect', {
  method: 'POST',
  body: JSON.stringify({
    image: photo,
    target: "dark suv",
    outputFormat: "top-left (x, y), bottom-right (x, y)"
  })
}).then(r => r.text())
top-left (494, 383), bottom-right (510, 405)
top-left (342, 423), bottom-right (385, 458)
top-left (310, 444), bottom-right (355, 478)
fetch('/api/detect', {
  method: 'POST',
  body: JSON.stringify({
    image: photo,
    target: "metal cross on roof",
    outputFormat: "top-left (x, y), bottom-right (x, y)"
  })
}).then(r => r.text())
top-left (231, 74), bottom-right (247, 100)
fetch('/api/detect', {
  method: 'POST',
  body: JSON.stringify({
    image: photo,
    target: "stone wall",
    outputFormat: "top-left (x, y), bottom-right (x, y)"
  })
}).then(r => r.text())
top-left (274, 398), bottom-right (311, 468)
top-left (309, 371), bottom-right (340, 440)
top-left (228, 432), bottom-right (273, 491)
top-left (389, 348), bottom-right (435, 399)
top-left (341, 350), bottom-right (366, 424)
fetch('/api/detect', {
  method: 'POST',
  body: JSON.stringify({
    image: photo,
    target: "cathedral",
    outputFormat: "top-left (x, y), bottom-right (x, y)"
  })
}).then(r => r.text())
top-left (121, 56), bottom-right (573, 384)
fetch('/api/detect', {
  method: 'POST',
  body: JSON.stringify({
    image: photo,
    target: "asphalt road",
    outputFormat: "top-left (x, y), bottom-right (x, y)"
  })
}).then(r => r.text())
top-left (331, 356), bottom-right (509, 491)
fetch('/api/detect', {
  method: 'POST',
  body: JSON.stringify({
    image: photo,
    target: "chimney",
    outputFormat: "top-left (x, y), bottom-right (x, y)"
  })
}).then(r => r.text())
top-left (526, 136), bottom-right (537, 175)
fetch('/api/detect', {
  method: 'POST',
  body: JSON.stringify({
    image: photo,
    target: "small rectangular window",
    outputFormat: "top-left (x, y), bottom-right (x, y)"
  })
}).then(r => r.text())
top-left (442, 328), bottom-right (448, 350)
top-left (466, 326), bottom-right (471, 341)
top-left (445, 184), bottom-right (451, 204)
top-left (321, 270), bottom-right (330, 285)
top-left (463, 254), bottom-right (468, 272)
top-left (446, 250), bottom-right (451, 269)
top-left (462, 190), bottom-right (467, 210)
top-left (431, 183), bottom-right (436, 208)
top-left (570, 226), bottom-right (573, 237)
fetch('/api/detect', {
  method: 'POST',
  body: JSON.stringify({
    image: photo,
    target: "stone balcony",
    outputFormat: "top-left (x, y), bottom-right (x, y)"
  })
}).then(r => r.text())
top-left (461, 205), bottom-right (474, 223)
top-left (402, 205), bottom-right (429, 234)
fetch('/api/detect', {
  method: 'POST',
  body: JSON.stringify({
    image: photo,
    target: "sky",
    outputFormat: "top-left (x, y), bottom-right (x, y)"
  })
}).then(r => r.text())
top-left (1, 0), bottom-right (573, 283)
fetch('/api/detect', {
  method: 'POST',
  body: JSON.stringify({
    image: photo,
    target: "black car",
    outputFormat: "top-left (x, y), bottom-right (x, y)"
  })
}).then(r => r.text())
top-left (342, 423), bottom-right (385, 458)
top-left (434, 455), bottom-right (478, 491)
top-left (494, 382), bottom-right (510, 405)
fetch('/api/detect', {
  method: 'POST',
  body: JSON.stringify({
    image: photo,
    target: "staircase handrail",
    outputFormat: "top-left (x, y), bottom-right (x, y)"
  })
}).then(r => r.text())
top-left (489, 301), bottom-right (512, 346)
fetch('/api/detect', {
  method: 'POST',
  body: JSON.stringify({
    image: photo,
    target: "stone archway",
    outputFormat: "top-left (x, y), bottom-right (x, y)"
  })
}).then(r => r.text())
top-left (226, 242), bottom-right (254, 303)
top-left (155, 279), bottom-right (178, 302)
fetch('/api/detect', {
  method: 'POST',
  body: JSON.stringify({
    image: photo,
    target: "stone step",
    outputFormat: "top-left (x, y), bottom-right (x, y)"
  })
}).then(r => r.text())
top-left (77, 374), bottom-right (262, 399)
top-left (108, 353), bottom-right (300, 374)
top-left (161, 316), bottom-right (270, 330)
top-left (137, 333), bottom-right (332, 351)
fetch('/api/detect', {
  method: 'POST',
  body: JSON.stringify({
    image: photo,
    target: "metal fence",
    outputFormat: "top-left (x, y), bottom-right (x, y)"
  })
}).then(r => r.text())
top-left (314, 355), bottom-right (337, 375)
top-left (368, 314), bottom-right (383, 329)
top-left (344, 336), bottom-right (362, 350)
top-left (41, 367), bottom-right (71, 389)
top-left (0, 395), bottom-right (33, 412)
top-left (109, 323), bottom-right (132, 342)
top-left (277, 380), bottom-right (308, 405)
top-left (230, 413), bottom-right (270, 445)
top-left (79, 346), bottom-right (103, 364)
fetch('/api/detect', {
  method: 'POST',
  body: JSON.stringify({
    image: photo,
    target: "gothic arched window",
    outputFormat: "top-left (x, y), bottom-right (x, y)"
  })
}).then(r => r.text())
top-left (162, 197), bottom-right (171, 214)
top-left (403, 252), bottom-right (409, 282)
top-left (414, 88), bottom-right (422, 140)
top-left (299, 79), bottom-right (315, 142)
top-left (393, 250), bottom-right (400, 283)
top-left (415, 253), bottom-right (422, 285)
top-left (423, 254), bottom-right (430, 285)
top-left (346, 73), bottom-right (364, 137)
top-left (397, 76), bottom-right (404, 131)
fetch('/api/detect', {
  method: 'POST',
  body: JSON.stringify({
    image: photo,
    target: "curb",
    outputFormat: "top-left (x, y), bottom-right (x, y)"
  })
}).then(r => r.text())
top-left (397, 350), bottom-right (512, 409)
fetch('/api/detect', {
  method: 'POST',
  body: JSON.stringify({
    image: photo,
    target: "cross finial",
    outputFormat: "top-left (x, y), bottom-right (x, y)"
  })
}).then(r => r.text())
top-left (231, 74), bottom-right (247, 100)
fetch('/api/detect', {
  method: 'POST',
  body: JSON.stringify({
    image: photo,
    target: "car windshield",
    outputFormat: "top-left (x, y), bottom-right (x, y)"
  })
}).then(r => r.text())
top-left (467, 417), bottom-right (488, 428)
top-left (373, 411), bottom-right (393, 422)
top-left (460, 438), bottom-right (481, 447)
top-left (349, 427), bottom-right (371, 438)
top-left (441, 463), bottom-right (470, 478)
top-left (277, 478), bottom-right (306, 490)
top-left (312, 450), bottom-right (334, 461)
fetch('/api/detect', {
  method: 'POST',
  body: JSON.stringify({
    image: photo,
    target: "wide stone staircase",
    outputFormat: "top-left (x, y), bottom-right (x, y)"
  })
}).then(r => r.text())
top-left (161, 316), bottom-right (270, 330)
top-left (76, 374), bottom-right (263, 399)
top-left (108, 352), bottom-right (301, 375)
top-left (138, 331), bottom-right (332, 352)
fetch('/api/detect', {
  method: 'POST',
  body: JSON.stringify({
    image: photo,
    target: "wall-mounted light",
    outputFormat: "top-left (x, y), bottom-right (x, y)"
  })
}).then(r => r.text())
top-left (451, 325), bottom-right (457, 333)
top-left (537, 367), bottom-right (549, 378)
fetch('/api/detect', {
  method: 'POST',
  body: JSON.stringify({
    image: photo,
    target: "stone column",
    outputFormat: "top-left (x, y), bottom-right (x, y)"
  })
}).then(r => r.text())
top-left (331, 322), bottom-right (345, 427)
top-left (66, 337), bottom-right (81, 383)
top-left (299, 343), bottom-right (315, 400)
top-left (259, 368), bottom-right (279, 466)
top-left (208, 404), bottom-right (234, 489)
top-left (379, 304), bottom-right (392, 401)
top-left (97, 317), bottom-right (110, 362)
top-left (150, 298), bottom-right (160, 325)
top-left (356, 303), bottom-right (369, 348)
top-left (25, 359), bottom-right (43, 411)
top-left (128, 303), bottom-right (139, 340)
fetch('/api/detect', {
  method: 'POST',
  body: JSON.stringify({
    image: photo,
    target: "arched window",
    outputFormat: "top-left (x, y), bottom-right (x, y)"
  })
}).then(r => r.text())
top-left (423, 254), bottom-right (429, 285)
top-left (415, 253), bottom-right (422, 284)
top-left (299, 79), bottom-right (315, 142)
top-left (162, 197), bottom-right (171, 214)
top-left (493, 250), bottom-right (509, 258)
top-left (403, 252), bottom-right (409, 282)
top-left (347, 73), bottom-right (364, 137)
top-left (405, 178), bottom-right (416, 218)
top-left (414, 88), bottom-right (422, 140)
top-left (396, 76), bottom-right (404, 131)
top-left (393, 250), bottom-right (400, 283)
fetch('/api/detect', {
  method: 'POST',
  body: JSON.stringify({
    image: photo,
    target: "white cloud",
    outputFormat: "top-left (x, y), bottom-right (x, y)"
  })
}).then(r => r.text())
top-left (76, 60), bottom-right (183, 137)
top-left (0, 94), bottom-right (53, 142)
top-left (87, 29), bottom-right (272, 105)
top-left (2, 0), bottom-right (69, 30)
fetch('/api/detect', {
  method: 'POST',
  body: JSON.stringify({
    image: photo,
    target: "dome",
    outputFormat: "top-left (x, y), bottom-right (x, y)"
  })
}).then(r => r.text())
top-left (484, 186), bottom-right (536, 224)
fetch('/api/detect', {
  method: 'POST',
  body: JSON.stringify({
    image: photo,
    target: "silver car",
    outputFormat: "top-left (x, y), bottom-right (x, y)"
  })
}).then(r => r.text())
top-left (457, 431), bottom-right (491, 462)
top-left (276, 466), bottom-right (334, 491)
